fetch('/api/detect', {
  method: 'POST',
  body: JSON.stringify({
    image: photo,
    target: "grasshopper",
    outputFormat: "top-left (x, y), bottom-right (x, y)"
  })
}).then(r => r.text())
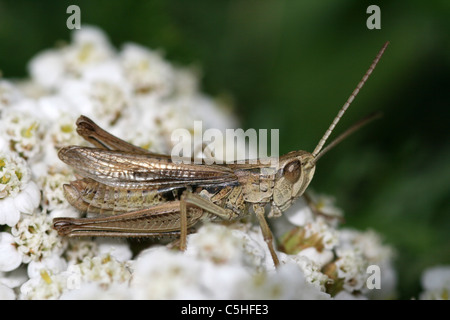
top-left (53, 42), bottom-right (389, 266)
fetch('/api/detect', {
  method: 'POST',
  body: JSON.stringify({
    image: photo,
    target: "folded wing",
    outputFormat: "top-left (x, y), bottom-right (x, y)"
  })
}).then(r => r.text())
top-left (58, 146), bottom-right (238, 189)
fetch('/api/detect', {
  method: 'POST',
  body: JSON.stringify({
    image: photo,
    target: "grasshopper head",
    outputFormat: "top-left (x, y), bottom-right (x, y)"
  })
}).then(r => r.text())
top-left (269, 150), bottom-right (316, 217)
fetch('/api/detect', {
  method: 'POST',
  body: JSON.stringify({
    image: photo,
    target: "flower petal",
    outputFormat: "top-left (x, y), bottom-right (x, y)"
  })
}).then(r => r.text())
top-left (0, 232), bottom-right (22, 272)
top-left (0, 197), bottom-right (21, 227)
top-left (27, 254), bottom-right (67, 279)
top-left (13, 181), bottom-right (41, 214)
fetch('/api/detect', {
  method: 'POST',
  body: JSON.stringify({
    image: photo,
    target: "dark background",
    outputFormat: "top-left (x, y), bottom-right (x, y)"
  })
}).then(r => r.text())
top-left (0, 0), bottom-right (448, 299)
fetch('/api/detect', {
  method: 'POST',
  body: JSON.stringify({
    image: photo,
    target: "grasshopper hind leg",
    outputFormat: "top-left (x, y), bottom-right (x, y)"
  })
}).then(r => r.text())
top-left (52, 216), bottom-right (182, 238)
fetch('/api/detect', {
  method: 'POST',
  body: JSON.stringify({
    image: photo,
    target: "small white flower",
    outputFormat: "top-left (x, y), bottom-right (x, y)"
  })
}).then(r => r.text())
top-left (46, 112), bottom-right (83, 149)
top-left (160, 94), bottom-right (236, 135)
top-left (279, 217), bottom-right (338, 256)
top-left (36, 95), bottom-right (76, 123)
top-left (0, 110), bottom-right (45, 161)
top-left (307, 192), bottom-right (343, 221)
top-left (16, 79), bottom-right (51, 100)
top-left (229, 223), bottom-right (268, 270)
top-left (334, 247), bottom-right (368, 292)
top-left (306, 217), bottom-right (339, 250)
top-left (284, 197), bottom-right (315, 227)
top-left (338, 228), bottom-right (397, 299)
top-left (29, 26), bottom-right (115, 90)
top-left (0, 152), bottom-right (40, 226)
top-left (120, 43), bottom-right (175, 96)
top-left (187, 94), bottom-right (237, 131)
top-left (119, 98), bottom-right (175, 154)
top-left (130, 247), bottom-right (208, 299)
top-left (0, 80), bottom-right (23, 108)
top-left (286, 192), bottom-right (343, 228)
top-left (11, 214), bottom-right (66, 263)
top-left (297, 247), bottom-right (334, 268)
top-left (35, 113), bottom-right (83, 175)
top-left (339, 228), bottom-right (394, 264)
top-left (236, 261), bottom-right (330, 299)
top-left (87, 80), bottom-right (131, 126)
top-left (186, 223), bottom-right (249, 265)
top-left (0, 232), bottom-right (22, 272)
top-left (82, 59), bottom-right (125, 84)
top-left (38, 170), bottom-right (73, 211)
top-left (96, 238), bottom-right (132, 262)
top-left (21, 253), bottom-right (131, 300)
top-left (196, 262), bottom-right (251, 299)
top-left (0, 152), bottom-right (31, 199)
top-left (289, 254), bottom-right (330, 292)
top-left (66, 253), bottom-right (131, 290)
top-left (120, 123), bottom-right (166, 154)
top-left (19, 270), bottom-right (69, 300)
top-left (64, 26), bottom-right (115, 77)
top-left (419, 265), bottom-right (450, 300)
top-left (27, 254), bottom-right (67, 279)
top-left (28, 49), bottom-right (65, 89)
top-left (63, 239), bottom-right (100, 265)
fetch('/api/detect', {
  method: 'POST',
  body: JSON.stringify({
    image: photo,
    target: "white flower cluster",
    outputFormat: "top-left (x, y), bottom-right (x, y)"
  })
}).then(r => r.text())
top-left (0, 26), bottom-right (398, 299)
top-left (272, 193), bottom-right (397, 299)
top-left (419, 266), bottom-right (450, 300)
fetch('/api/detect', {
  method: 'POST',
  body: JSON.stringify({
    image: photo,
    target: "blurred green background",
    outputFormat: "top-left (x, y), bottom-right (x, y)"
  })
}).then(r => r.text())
top-left (0, 0), bottom-right (448, 299)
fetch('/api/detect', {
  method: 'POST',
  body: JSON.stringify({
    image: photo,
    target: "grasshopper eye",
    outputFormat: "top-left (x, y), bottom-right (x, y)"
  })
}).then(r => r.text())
top-left (283, 159), bottom-right (301, 183)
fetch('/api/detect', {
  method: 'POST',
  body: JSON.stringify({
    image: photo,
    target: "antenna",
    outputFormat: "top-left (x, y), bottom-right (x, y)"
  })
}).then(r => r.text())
top-left (312, 41), bottom-right (389, 158)
top-left (314, 111), bottom-right (382, 163)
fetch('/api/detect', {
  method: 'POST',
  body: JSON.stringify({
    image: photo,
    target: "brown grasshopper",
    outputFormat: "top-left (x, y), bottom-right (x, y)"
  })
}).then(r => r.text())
top-left (53, 42), bottom-right (389, 266)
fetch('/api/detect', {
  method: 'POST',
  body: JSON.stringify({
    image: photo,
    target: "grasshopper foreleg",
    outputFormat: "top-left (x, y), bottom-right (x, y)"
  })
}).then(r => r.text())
top-left (253, 204), bottom-right (280, 267)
